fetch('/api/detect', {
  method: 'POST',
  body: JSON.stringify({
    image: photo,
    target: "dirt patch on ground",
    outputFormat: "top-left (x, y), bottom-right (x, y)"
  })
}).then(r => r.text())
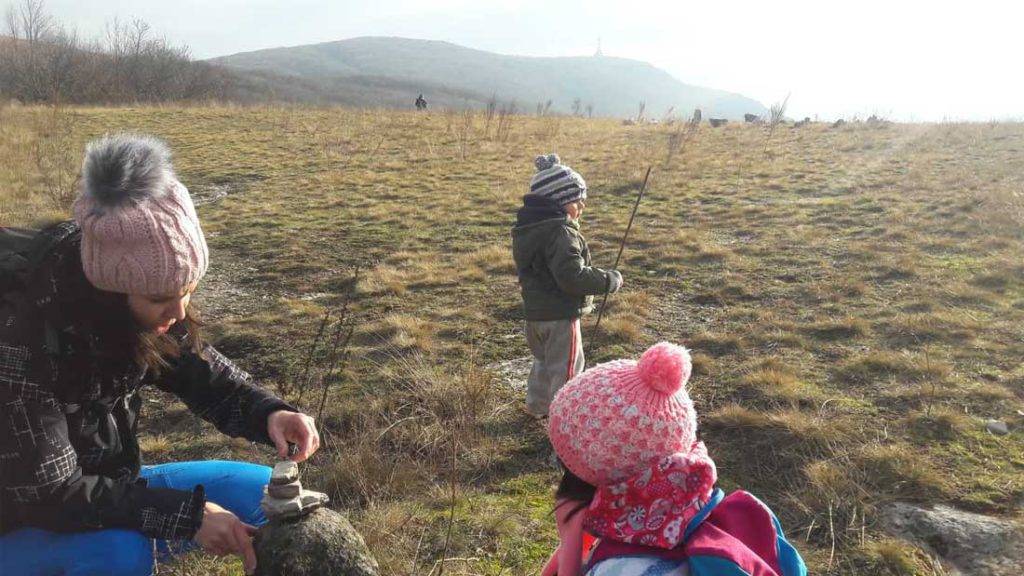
top-left (489, 355), bottom-right (532, 391)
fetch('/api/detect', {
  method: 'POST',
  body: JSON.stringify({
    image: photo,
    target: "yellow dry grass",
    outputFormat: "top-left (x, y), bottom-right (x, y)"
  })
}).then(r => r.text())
top-left (3, 103), bottom-right (1023, 575)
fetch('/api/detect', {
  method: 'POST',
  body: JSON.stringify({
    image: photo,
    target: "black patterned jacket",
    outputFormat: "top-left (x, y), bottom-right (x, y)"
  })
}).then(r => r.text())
top-left (0, 222), bottom-right (294, 540)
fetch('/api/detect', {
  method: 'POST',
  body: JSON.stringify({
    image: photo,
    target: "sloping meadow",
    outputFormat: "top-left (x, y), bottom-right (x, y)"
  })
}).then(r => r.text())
top-left (3, 103), bottom-right (1023, 574)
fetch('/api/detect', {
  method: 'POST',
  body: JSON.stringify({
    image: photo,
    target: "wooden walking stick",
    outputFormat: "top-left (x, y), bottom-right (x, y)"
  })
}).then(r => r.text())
top-left (589, 166), bottom-right (652, 358)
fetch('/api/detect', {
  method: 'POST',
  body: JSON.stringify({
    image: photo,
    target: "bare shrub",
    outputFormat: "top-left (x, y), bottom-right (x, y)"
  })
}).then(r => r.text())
top-left (483, 94), bottom-right (497, 138)
top-left (536, 99), bottom-right (552, 117)
top-left (665, 109), bottom-right (701, 166)
top-left (456, 110), bottom-right (474, 160)
top-left (763, 93), bottom-right (790, 157)
top-left (30, 106), bottom-right (77, 211)
top-left (495, 103), bottom-right (517, 142)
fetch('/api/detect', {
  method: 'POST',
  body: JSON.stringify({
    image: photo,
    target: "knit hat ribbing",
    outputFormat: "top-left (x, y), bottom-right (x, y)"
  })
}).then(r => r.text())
top-left (530, 153), bottom-right (587, 206)
top-left (72, 134), bottom-right (209, 296)
top-left (548, 342), bottom-right (698, 486)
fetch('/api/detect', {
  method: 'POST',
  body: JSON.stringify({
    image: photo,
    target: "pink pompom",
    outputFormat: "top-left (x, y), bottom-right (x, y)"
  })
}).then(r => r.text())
top-left (637, 342), bottom-right (692, 395)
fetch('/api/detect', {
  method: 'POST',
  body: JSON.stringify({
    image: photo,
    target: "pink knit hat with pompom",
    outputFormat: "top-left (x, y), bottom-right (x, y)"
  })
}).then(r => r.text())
top-left (72, 134), bottom-right (208, 296)
top-left (548, 342), bottom-right (698, 486)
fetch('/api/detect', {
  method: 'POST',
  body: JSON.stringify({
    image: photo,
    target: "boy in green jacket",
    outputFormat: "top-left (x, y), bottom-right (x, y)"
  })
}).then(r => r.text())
top-left (511, 154), bottom-right (623, 419)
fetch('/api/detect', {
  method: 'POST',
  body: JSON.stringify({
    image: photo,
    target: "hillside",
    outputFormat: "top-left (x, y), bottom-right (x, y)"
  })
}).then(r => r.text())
top-left (210, 36), bottom-right (767, 118)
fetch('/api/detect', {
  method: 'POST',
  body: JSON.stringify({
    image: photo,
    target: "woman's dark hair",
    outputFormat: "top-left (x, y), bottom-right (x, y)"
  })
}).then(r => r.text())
top-left (554, 461), bottom-right (597, 521)
top-left (133, 304), bottom-right (204, 375)
top-left (91, 288), bottom-right (204, 376)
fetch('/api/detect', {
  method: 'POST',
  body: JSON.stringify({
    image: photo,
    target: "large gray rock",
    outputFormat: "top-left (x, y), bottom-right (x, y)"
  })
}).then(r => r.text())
top-left (881, 502), bottom-right (1024, 575)
top-left (254, 508), bottom-right (379, 576)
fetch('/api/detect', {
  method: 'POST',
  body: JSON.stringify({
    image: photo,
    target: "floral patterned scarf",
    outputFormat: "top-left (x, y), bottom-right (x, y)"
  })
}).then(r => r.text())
top-left (583, 443), bottom-right (717, 550)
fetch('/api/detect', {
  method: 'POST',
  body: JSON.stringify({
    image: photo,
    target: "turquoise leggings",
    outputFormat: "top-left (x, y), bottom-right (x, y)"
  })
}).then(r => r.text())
top-left (0, 460), bottom-right (270, 576)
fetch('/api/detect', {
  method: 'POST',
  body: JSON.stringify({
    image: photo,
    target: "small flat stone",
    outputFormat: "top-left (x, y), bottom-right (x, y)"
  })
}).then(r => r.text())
top-left (299, 490), bottom-right (329, 509)
top-left (262, 495), bottom-right (303, 519)
top-left (268, 480), bottom-right (301, 499)
top-left (271, 461), bottom-right (299, 485)
top-left (986, 420), bottom-right (1010, 435)
top-left (261, 487), bottom-right (330, 520)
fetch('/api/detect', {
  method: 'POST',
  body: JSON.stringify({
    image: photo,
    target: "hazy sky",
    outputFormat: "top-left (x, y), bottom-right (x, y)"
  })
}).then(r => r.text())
top-left (13, 0), bottom-right (1022, 121)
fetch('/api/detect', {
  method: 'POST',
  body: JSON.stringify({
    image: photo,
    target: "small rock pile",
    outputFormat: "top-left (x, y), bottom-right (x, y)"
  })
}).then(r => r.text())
top-left (254, 461), bottom-right (380, 576)
top-left (260, 461), bottom-right (330, 520)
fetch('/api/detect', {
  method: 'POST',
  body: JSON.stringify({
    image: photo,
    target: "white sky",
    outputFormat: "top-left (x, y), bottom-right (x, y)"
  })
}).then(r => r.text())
top-left (10, 0), bottom-right (1023, 121)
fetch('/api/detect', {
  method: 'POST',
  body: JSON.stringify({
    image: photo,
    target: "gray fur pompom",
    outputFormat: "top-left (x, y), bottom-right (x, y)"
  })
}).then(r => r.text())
top-left (534, 153), bottom-right (561, 172)
top-left (81, 134), bottom-right (175, 209)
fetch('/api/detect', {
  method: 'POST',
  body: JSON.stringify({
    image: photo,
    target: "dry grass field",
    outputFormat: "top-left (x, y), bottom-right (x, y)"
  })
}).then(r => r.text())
top-left (2, 103), bottom-right (1023, 575)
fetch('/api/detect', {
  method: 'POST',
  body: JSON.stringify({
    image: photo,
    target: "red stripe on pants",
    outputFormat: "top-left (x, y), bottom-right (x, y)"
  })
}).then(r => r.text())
top-left (566, 318), bottom-right (578, 382)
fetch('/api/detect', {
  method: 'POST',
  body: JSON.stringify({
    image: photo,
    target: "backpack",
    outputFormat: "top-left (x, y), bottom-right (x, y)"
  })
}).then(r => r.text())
top-left (585, 489), bottom-right (807, 576)
top-left (0, 227), bottom-right (40, 294)
top-left (1, 223), bottom-right (78, 296)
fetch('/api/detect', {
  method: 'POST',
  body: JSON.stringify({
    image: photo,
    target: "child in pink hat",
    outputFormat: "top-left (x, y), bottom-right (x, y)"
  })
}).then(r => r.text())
top-left (542, 342), bottom-right (806, 576)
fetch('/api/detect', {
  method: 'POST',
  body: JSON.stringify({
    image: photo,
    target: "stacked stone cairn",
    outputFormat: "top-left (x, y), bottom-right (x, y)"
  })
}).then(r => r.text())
top-left (261, 461), bottom-right (329, 520)
top-left (254, 461), bottom-right (380, 576)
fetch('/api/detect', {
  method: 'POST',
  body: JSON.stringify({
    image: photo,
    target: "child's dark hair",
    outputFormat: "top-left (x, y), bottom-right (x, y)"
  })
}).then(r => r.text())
top-left (554, 461), bottom-right (596, 521)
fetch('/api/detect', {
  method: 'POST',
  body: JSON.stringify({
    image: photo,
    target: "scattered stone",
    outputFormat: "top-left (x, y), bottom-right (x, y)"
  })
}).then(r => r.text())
top-left (255, 508), bottom-right (380, 576)
top-left (709, 118), bottom-right (728, 128)
top-left (881, 502), bottom-right (1024, 575)
top-left (986, 420), bottom-right (1010, 435)
top-left (488, 356), bottom-right (532, 391)
top-left (268, 480), bottom-right (302, 499)
top-left (831, 119), bottom-right (846, 128)
top-left (271, 461), bottom-right (299, 484)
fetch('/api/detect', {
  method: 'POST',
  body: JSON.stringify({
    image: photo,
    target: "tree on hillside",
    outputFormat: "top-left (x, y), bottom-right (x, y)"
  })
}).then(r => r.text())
top-left (0, 0), bottom-right (227, 105)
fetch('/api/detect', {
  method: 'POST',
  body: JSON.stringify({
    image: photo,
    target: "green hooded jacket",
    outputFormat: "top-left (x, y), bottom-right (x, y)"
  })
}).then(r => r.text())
top-left (511, 200), bottom-right (613, 321)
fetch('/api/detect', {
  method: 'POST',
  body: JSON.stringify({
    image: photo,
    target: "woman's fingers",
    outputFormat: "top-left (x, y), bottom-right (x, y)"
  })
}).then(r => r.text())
top-left (289, 416), bottom-right (320, 462)
top-left (233, 521), bottom-right (258, 574)
top-left (268, 422), bottom-right (289, 459)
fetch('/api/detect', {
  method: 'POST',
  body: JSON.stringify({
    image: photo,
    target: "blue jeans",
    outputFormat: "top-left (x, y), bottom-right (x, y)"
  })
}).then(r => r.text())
top-left (0, 460), bottom-right (270, 576)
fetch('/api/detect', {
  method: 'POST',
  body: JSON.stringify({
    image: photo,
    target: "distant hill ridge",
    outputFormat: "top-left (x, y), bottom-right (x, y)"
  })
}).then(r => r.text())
top-left (209, 36), bottom-right (767, 119)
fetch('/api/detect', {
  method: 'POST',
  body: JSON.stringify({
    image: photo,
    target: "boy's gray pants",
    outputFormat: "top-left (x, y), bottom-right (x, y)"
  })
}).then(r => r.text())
top-left (525, 318), bottom-right (585, 417)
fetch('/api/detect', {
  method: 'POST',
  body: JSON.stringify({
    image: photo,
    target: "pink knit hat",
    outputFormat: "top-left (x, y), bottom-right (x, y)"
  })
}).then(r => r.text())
top-left (72, 134), bottom-right (209, 296)
top-left (548, 342), bottom-right (699, 487)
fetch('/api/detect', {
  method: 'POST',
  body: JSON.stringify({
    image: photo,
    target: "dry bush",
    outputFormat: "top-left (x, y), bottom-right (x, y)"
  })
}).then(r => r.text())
top-left (457, 110), bottom-right (474, 160)
top-left (312, 351), bottom-right (501, 509)
top-left (763, 93), bottom-right (790, 157)
top-left (30, 106), bottom-right (77, 210)
top-left (495, 103), bottom-right (517, 143)
top-left (665, 111), bottom-right (700, 166)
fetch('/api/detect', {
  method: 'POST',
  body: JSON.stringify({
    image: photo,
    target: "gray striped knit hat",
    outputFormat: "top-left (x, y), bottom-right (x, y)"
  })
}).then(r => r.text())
top-left (530, 153), bottom-right (587, 206)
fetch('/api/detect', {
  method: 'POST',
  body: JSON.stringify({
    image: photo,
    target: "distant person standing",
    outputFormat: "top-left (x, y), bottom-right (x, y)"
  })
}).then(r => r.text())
top-left (511, 154), bottom-right (623, 420)
top-left (415, 94), bottom-right (427, 110)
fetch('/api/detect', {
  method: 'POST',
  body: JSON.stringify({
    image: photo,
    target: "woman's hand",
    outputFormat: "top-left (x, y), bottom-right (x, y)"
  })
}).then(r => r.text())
top-left (194, 501), bottom-right (257, 574)
top-left (267, 410), bottom-right (320, 462)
